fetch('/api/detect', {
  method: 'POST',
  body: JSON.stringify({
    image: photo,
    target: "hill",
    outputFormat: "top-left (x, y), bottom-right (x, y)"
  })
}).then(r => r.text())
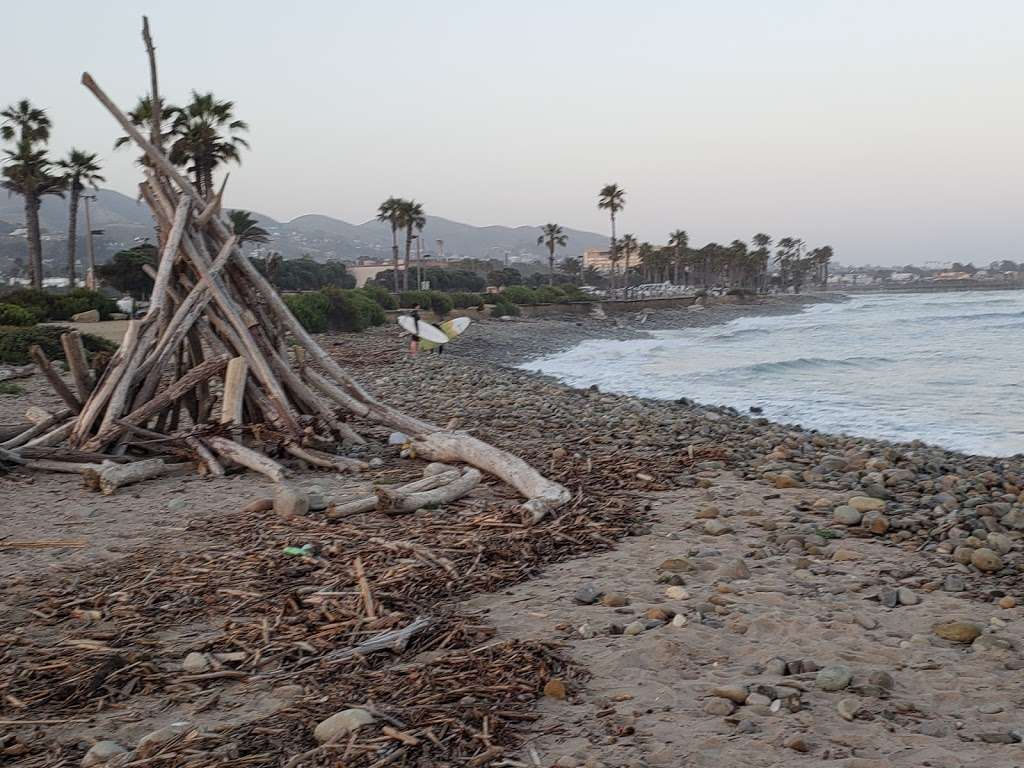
top-left (0, 187), bottom-right (609, 263)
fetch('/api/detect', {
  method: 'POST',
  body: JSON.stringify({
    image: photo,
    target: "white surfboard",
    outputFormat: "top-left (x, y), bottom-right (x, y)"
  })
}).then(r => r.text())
top-left (397, 315), bottom-right (449, 344)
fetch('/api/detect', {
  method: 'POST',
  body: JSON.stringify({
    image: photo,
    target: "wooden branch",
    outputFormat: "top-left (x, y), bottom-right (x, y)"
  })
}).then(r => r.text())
top-left (220, 356), bottom-right (248, 425)
top-left (84, 356), bottom-right (229, 451)
top-left (72, 319), bottom-right (141, 445)
top-left (325, 495), bottom-right (377, 519)
top-left (0, 410), bottom-right (72, 450)
top-left (186, 436), bottom-right (224, 476)
top-left (145, 196), bottom-right (191, 319)
top-left (82, 458), bottom-right (192, 495)
top-left (29, 346), bottom-right (82, 413)
top-left (141, 16), bottom-right (162, 149)
top-left (325, 469), bottom-right (473, 520)
top-left (323, 616), bottom-right (433, 665)
top-left (23, 421), bottom-right (75, 449)
top-left (353, 556), bottom-right (376, 619)
top-left (376, 469), bottom-right (481, 515)
top-left (366, 537), bottom-right (459, 578)
top-left (60, 332), bottom-right (93, 399)
top-left (206, 436), bottom-right (286, 482)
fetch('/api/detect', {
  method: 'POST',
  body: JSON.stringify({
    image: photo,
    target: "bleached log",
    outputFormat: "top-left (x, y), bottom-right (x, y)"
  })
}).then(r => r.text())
top-left (206, 436), bottom-right (286, 482)
top-left (323, 616), bottom-right (433, 665)
top-left (23, 421), bottom-right (75, 449)
top-left (25, 406), bottom-right (54, 425)
top-left (376, 469), bottom-right (481, 514)
top-left (284, 443), bottom-right (366, 473)
top-left (325, 469), bottom-right (464, 520)
top-left (145, 196), bottom-right (191, 319)
top-left (60, 332), bottom-right (93, 399)
top-left (72, 319), bottom-right (140, 445)
top-left (220, 356), bottom-right (248, 425)
top-left (1, 410), bottom-right (72, 450)
top-left (186, 436), bottom-right (225, 477)
top-left (82, 458), bottom-right (192, 495)
top-left (410, 432), bottom-right (571, 524)
top-left (325, 496), bottom-right (377, 519)
top-left (29, 346), bottom-right (82, 413)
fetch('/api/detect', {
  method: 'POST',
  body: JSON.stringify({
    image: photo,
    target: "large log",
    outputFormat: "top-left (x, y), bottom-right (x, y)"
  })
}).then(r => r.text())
top-left (29, 346), bottom-right (82, 413)
top-left (206, 436), bottom-right (286, 482)
top-left (60, 332), bottom-right (94, 399)
top-left (82, 458), bottom-right (192, 495)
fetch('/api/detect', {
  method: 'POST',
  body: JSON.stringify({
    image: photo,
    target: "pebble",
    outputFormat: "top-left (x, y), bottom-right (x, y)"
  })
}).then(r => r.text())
top-left (978, 702), bottom-right (1004, 714)
top-left (971, 548), bottom-right (1003, 573)
top-left (878, 586), bottom-right (899, 608)
top-left (601, 593), bottom-right (629, 608)
top-left (695, 506), bottom-right (720, 519)
top-left (766, 657), bottom-right (788, 676)
top-left (933, 621), bottom-right (983, 643)
top-left (816, 665), bottom-right (852, 692)
top-left (703, 519), bottom-right (732, 536)
top-left (897, 587), bottom-right (920, 606)
top-left (943, 575), bottom-right (966, 592)
top-left (854, 613), bottom-right (878, 630)
top-left (658, 557), bottom-right (694, 573)
top-left (544, 678), bottom-right (567, 699)
top-left (862, 511), bottom-right (890, 535)
top-left (848, 496), bottom-right (885, 513)
top-left (999, 596), bottom-right (1016, 609)
top-left (736, 719), bottom-right (759, 734)
top-left (623, 620), bottom-right (646, 636)
top-left (81, 741), bottom-right (127, 767)
top-left (305, 485), bottom-right (328, 512)
top-left (832, 548), bottom-right (864, 562)
top-left (783, 735), bottom-right (810, 753)
top-left (866, 670), bottom-right (895, 690)
top-left (717, 558), bottom-right (750, 582)
top-left (671, 614), bottom-right (688, 627)
top-left (273, 485), bottom-right (309, 519)
top-left (837, 698), bottom-right (860, 721)
top-left (917, 720), bottom-right (948, 738)
top-left (573, 583), bottom-right (603, 605)
top-left (704, 698), bottom-right (736, 716)
top-left (181, 651), bottom-right (210, 674)
top-left (664, 586), bottom-right (690, 600)
top-left (832, 506), bottom-right (862, 526)
top-left (314, 708), bottom-right (376, 744)
top-left (710, 685), bottom-right (749, 703)
top-left (167, 497), bottom-right (188, 513)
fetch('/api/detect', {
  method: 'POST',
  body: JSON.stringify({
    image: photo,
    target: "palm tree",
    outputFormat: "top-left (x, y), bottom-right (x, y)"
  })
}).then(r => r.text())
top-left (1, 99), bottom-right (60, 289)
top-left (228, 210), bottom-right (271, 247)
top-left (399, 199), bottom-right (425, 292)
top-left (815, 245), bottom-right (834, 288)
top-left (560, 256), bottom-right (582, 284)
top-left (377, 197), bottom-right (403, 293)
top-left (637, 242), bottom-right (655, 282)
top-left (168, 92), bottom-right (249, 198)
top-left (56, 150), bottom-right (104, 287)
top-left (597, 183), bottom-right (626, 296)
top-left (751, 233), bottom-right (772, 293)
top-left (668, 229), bottom-right (688, 286)
top-left (114, 96), bottom-right (181, 165)
top-left (537, 223), bottom-right (568, 285)
top-left (618, 233), bottom-right (637, 297)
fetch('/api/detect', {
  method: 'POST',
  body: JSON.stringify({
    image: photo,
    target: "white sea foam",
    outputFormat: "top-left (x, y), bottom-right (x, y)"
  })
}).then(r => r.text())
top-left (522, 291), bottom-right (1024, 457)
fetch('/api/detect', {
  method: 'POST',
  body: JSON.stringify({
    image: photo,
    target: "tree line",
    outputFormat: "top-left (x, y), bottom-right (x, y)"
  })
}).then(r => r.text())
top-left (1, 90), bottom-right (249, 290)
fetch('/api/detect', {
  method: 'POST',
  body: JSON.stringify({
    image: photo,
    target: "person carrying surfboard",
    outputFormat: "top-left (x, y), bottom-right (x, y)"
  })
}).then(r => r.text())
top-left (408, 304), bottom-right (422, 356)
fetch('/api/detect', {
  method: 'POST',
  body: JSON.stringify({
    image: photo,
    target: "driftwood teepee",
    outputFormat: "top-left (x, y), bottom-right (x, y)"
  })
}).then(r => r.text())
top-left (2, 20), bottom-right (568, 522)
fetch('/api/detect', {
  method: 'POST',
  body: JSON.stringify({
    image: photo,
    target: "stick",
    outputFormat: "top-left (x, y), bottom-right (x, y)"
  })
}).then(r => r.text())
top-left (323, 616), bottom-right (433, 664)
top-left (60, 332), bottom-right (94, 399)
top-left (1, 410), bottom-right (72, 450)
top-left (206, 436), bottom-right (286, 482)
top-left (220, 356), bottom-right (248, 425)
top-left (82, 459), bottom-right (192, 495)
top-left (186, 437), bottom-right (224, 476)
top-left (353, 556), bottom-right (376, 619)
top-left (375, 469), bottom-right (481, 514)
top-left (28, 346), bottom-right (81, 413)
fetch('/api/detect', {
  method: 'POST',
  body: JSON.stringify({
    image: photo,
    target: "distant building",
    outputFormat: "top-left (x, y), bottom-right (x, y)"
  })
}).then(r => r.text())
top-left (582, 248), bottom-right (615, 273)
top-left (934, 271), bottom-right (972, 281)
top-left (889, 272), bottom-right (916, 282)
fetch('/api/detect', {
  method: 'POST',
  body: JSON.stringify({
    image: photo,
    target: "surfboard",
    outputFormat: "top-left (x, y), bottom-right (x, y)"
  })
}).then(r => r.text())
top-left (397, 315), bottom-right (449, 344)
top-left (419, 316), bottom-right (472, 352)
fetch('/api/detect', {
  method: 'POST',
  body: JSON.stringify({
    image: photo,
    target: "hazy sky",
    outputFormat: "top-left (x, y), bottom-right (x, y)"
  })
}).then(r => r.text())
top-left (5, 1), bottom-right (1023, 265)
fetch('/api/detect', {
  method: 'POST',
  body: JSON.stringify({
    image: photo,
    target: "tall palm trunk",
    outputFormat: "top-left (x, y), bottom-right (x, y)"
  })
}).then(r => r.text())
top-left (623, 249), bottom-right (630, 298)
top-left (24, 193), bottom-right (43, 290)
top-left (673, 247), bottom-right (680, 285)
top-left (66, 185), bottom-right (80, 288)
top-left (391, 226), bottom-right (400, 294)
top-left (403, 228), bottom-right (413, 292)
top-left (548, 243), bottom-right (555, 285)
top-left (608, 212), bottom-right (617, 297)
top-left (202, 163), bottom-right (214, 201)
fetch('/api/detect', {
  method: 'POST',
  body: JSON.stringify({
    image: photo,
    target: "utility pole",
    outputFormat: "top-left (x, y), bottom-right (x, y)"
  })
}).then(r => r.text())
top-left (436, 239), bottom-right (444, 262)
top-left (83, 193), bottom-right (96, 289)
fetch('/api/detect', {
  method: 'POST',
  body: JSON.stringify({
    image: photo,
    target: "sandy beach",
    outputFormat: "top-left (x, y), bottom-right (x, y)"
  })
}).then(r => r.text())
top-left (3, 295), bottom-right (1023, 767)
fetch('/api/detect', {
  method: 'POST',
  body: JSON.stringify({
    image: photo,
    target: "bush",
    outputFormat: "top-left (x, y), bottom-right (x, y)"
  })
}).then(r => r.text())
top-left (561, 285), bottom-right (597, 302)
top-left (427, 292), bottom-right (453, 318)
top-left (0, 303), bottom-right (37, 326)
top-left (491, 301), bottom-right (520, 317)
top-left (534, 286), bottom-right (568, 304)
top-left (500, 286), bottom-right (539, 305)
top-left (0, 287), bottom-right (116, 322)
top-left (0, 325), bottom-right (116, 365)
top-left (398, 290), bottom-right (432, 310)
top-left (398, 290), bottom-right (452, 317)
top-left (323, 288), bottom-right (386, 332)
top-left (283, 292), bottom-right (329, 333)
top-left (449, 292), bottom-right (484, 309)
top-left (359, 284), bottom-right (398, 310)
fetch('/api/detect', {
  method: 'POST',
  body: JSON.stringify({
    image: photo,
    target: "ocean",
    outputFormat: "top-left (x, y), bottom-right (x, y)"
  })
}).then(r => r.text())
top-left (522, 291), bottom-right (1024, 457)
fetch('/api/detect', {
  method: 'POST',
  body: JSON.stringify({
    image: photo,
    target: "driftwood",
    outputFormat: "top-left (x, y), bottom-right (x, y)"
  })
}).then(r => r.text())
top-left (323, 616), bottom-right (434, 665)
top-left (82, 458), bottom-right (192, 495)
top-left (60, 332), bottom-right (94, 399)
top-left (21, 21), bottom-right (568, 521)
top-left (327, 468), bottom-right (480, 519)
top-left (29, 346), bottom-right (82, 413)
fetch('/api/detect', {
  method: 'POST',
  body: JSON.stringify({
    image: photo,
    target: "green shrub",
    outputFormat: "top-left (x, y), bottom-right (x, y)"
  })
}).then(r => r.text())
top-left (359, 283), bottom-right (398, 310)
top-left (491, 301), bottom-right (520, 317)
top-left (1, 288), bottom-right (50, 318)
top-left (534, 286), bottom-right (568, 304)
top-left (561, 285), bottom-right (597, 302)
top-left (283, 292), bottom-right (329, 333)
top-left (323, 288), bottom-right (386, 332)
top-left (427, 291), bottom-right (453, 317)
top-left (0, 303), bottom-right (37, 326)
top-left (50, 289), bottom-right (117, 321)
top-left (0, 325), bottom-right (116, 365)
top-left (450, 292), bottom-right (484, 309)
top-left (398, 290), bottom-right (432, 310)
top-left (500, 286), bottom-right (539, 305)
top-left (0, 382), bottom-right (25, 396)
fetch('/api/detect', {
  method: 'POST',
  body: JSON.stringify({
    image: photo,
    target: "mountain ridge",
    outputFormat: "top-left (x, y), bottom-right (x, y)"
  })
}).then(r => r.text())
top-left (0, 188), bottom-right (607, 262)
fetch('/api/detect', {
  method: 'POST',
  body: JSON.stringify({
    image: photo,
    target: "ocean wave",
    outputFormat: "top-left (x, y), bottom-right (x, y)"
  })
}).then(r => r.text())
top-left (708, 327), bottom-right (773, 341)
top-left (713, 355), bottom-right (897, 377)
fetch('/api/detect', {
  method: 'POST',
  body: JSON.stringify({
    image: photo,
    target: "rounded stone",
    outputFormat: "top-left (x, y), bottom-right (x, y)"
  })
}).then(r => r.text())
top-left (815, 665), bottom-right (852, 692)
top-left (314, 708), bottom-right (376, 744)
top-left (832, 506), bottom-right (862, 526)
top-left (82, 741), bottom-right (127, 768)
top-left (971, 548), bottom-right (1003, 573)
top-left (999, 596), bottom-right (1017, 609)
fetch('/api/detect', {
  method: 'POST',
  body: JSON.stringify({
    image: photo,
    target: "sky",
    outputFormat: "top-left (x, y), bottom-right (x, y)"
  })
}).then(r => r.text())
top-left (4, 0), bottom-right (1023, 265)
